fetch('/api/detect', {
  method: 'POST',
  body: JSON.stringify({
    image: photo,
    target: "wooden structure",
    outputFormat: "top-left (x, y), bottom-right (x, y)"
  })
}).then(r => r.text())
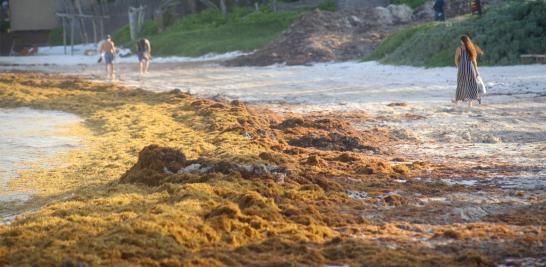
top-left (9, 0), bottom-right (58, 31)
top-left (128, 6), bottom-right (146, 40)
top-left (520, 55), bottom-right (546, 65)
top-left (57, 0), bottom-right (163, 45)
top-left (56, 13), bottom-right (110, 55)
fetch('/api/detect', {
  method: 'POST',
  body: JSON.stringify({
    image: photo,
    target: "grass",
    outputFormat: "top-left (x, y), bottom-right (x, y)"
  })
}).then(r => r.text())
top-left (47, 27), bottom-right (64, 46)
top-left (112, 8), bottom-right (300, 57)
top-left (366, 1), bottom-right (546, 67)
top-left (366, 22), bottom-right (438, 61)
top-left (317, 0), bottom-right (337, 12)
top-left (389, 0), bottom-right (428, 9)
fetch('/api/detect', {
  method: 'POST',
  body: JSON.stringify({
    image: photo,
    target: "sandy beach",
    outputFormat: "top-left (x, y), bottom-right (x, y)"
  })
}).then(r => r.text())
top-left (0, 52), bottom-right (544, 265)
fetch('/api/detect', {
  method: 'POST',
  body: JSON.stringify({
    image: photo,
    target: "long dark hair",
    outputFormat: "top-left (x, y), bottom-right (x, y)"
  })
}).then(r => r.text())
top-left (461, 35), bottom-right (483, 61)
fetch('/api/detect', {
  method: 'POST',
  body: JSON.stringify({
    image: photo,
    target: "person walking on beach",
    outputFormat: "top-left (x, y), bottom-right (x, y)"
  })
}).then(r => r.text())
top-left (433, 0), bottom-right (445, 21)
top-left (454, 35), bottom-right (483, 107)
top-left (137, 38), bottom-right (152, 75)
top-left (100, 35), bottom-right (116, 81)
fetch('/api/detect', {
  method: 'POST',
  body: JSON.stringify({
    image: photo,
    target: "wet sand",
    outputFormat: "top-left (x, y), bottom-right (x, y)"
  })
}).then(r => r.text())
top-left (0, 107), bottom-right (82, 223)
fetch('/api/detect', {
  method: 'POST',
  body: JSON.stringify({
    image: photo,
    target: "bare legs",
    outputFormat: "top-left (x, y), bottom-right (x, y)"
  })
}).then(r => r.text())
top-left (452, 100), bottom-right (477, 109)
top-left (106, 63), bottom-right (116, 81)
top-left (139, 60), bottom-right (150, 75)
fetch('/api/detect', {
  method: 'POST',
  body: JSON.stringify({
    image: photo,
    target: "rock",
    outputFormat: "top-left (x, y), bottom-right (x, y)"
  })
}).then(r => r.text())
top-left (372, 6), bottom-right (394, 25)
top-left (413, 0), bottom-right (435, 20)
top-left (387, 4), bottom-right (414, 23)
top-left (348, 15), bottom-right (362, 26)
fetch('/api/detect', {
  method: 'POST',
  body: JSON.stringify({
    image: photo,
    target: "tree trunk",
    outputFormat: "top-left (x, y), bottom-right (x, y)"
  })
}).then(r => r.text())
top-left (220, 0), bottom-right (227, 17)
top-left (188, 0), bottom-right (197, 13)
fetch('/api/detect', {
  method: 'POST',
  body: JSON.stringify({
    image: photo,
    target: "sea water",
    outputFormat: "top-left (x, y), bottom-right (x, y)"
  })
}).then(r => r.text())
top-left (0, 107), bottom-right (81, 202)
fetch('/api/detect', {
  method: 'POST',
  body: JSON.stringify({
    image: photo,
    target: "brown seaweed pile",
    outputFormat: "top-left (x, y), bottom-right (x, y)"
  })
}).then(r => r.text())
top-left (0, 73), bottom-right (544, 266)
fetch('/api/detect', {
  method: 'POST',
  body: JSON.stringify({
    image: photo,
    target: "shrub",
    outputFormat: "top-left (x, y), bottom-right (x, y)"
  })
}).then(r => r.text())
top-left (390, 0), bottom-right (428, 9)
top-left (318, 0), bottom-right (337, 12)
top-left (367, 1), bottom-right (546, 67)
top-left (47, 27), bottom-right (64, 46)
top-left (110, 7), bottom-right (299, 56)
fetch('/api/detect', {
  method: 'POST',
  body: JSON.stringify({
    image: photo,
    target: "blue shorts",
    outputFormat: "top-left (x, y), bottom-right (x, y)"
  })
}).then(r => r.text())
top-left (104, 52), bottom-right (114, 64)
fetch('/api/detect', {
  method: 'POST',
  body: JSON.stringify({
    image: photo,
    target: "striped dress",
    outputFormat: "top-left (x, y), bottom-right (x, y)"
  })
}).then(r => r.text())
top-left (456, 46), bottom-right (480, 102)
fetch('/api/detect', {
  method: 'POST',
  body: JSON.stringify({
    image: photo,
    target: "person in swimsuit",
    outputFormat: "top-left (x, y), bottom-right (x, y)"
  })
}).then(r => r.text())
top-left (454, 35), bottom-right (483, 107)
top-left (137, 38), bottom-right (151, 75)
top-left (100, 35), bottom-right (116, 81)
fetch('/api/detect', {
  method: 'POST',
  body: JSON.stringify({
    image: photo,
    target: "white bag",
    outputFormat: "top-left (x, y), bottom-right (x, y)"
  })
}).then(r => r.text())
top-left (477, 76), bottom-right (486, 95)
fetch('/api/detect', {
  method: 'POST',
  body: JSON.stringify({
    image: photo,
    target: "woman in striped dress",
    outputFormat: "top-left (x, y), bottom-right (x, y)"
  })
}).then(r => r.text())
top-left (454, 35), bottom-right (483, 107)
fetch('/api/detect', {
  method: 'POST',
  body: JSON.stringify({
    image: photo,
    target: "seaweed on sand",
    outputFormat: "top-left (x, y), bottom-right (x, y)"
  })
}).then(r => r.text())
top-left (0, 73), bottom-right (542, 266)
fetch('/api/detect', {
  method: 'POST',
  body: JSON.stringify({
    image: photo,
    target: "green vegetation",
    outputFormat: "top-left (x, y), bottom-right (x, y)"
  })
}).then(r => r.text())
top-left (318, 0), bottom-right (337, 12)
top-left (367, 1), bottom-right (546, 67)
top-left (47, 27), bottom-right (64, 46)
top-left (366, 23), bottom-right (437, 62)
top-left (0, 21), bottom-right (9, 33)
top-left (390, 0), bottom-right (428, 9)
top-left (112, 8), bottom-right (300, 56)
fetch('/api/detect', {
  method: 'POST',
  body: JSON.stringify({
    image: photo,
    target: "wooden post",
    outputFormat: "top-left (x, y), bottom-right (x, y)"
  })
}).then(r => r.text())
top-left (62, 18), bottom-right (67, 55)
top-left (129, 7), bottom-right (137, 40)
top-left (70, 17), bottom-right (75, 56)
top-left (92, 18), bottom-right (97, 44)
top-left (100, 19), bottom-right (104, 40)
top-left (129, 5), bottom-right (146, 40)
top-left (220, 0), bottom-right (227, 17)
top-left (75, 0), bottom-right (89, 43)
top-left (188, 0), bottom-right (196, 13)
top-left (272, 0), bottom-right (277, 12)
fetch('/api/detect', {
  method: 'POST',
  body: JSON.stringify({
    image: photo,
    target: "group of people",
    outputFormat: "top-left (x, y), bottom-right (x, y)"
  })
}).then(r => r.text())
top-left (98, 33), bottom-right (485, 107)
top-left (98, 35), bottom-right (152, 81)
